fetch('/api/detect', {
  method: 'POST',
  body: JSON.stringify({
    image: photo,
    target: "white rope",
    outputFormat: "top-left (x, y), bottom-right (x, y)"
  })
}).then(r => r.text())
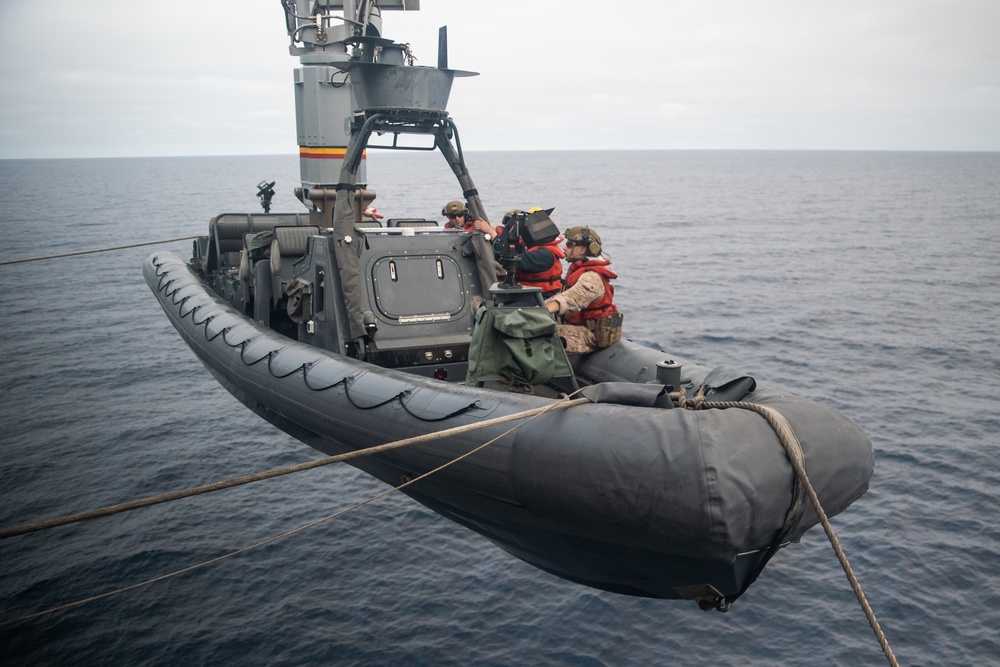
top-left (0, 395), bottom-right (588, 626)
top-left (677, 392), bottom-right (899, 667)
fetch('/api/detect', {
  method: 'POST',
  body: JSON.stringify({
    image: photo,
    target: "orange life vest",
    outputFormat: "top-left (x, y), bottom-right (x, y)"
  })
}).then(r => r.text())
top-left (562, 259), bottom-right (618, 324)
top-left (516, 242), bottom-right (565, 294)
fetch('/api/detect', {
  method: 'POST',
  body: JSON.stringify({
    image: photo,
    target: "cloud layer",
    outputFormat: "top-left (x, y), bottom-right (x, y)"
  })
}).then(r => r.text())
top-left (1, 0), bottom-right (997, 158)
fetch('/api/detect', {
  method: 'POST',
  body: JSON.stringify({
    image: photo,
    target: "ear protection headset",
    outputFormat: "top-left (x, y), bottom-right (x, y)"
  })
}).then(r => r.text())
top-left (565, 226), bottom-right (603, 256)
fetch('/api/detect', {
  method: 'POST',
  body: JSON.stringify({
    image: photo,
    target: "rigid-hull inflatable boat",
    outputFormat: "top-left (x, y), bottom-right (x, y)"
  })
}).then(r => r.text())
top-left (145, 1), bottom-right (873, 610)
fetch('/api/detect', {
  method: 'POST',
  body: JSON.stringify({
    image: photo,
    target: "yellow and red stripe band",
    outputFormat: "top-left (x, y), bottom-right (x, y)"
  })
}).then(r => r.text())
top-left (298, 147), bottom-right (366, 160)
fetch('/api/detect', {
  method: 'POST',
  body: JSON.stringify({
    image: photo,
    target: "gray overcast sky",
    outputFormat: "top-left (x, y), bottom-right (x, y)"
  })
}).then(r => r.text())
top-left (1, 0), bottom-right (997, 158)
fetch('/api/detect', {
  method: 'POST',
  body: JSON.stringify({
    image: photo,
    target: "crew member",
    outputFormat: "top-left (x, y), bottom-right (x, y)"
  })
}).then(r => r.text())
top-left (545, 226), bottom-right (618, 354)
top-left (441, 200), bottom-right (497, 239)
top-left (494, 208), bottom-right (564, 298)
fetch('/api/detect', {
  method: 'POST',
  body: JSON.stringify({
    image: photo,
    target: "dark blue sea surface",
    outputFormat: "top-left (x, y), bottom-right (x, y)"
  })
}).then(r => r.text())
top-left (1, 151), bottom-right (998, 666)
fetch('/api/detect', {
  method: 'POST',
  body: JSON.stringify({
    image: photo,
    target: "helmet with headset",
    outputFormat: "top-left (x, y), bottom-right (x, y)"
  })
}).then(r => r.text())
top-left (441, 200), bottom-right (468, 216)
top-left (563, 226), bottom-right (603, 256)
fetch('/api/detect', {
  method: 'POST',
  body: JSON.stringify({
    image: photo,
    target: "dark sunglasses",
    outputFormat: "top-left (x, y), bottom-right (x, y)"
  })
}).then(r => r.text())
top-left (446, 212), bottom-right (465, 219)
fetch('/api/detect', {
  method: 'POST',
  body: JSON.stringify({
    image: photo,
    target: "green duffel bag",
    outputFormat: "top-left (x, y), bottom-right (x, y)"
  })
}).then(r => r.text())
top-left (467, 306), bottom-right (572, 386)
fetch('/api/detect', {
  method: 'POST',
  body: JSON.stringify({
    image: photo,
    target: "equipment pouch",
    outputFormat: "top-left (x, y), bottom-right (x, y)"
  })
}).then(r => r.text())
top-left (585, 311), bottom-right (624, 348)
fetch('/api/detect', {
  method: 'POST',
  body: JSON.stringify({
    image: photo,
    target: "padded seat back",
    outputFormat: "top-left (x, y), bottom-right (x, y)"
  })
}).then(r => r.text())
top-left (270, 226), bottom-right (321, 293)
top-left (238, 233), bottom-right (253, 280)
top-left (207, 213), bottom-right (309, 273)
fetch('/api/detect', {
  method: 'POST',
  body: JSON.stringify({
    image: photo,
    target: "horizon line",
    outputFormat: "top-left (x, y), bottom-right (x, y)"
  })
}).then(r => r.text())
top-left (3, 147), bottom-right (999, 161)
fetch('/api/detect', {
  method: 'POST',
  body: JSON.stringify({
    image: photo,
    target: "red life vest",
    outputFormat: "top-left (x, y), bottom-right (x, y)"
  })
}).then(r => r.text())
top-left (562, 259), bottom-right (618, 324)
top-left (516, 242), bottom-right (565, 294)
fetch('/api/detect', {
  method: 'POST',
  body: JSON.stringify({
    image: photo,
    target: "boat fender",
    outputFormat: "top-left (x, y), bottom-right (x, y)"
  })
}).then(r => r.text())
top-left (581, 382), bottom-right (673, 409)
top-left (688, 366), bottom-right (757, 402)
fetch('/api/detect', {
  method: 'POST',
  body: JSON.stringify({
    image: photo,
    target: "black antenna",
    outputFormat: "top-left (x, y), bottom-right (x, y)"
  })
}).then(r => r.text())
top-left (438, 25), bottom-right (448, 69)
top-left (256, 180), bottom-right (276, 213)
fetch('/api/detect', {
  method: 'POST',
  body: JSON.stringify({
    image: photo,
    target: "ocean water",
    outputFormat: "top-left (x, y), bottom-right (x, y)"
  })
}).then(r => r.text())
top-left (0, 150), bottom-right (998, 666)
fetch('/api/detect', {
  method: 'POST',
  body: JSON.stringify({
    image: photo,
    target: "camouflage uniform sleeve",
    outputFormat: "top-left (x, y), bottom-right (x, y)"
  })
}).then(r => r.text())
top-left (546, 270), bottom-right (605, 316)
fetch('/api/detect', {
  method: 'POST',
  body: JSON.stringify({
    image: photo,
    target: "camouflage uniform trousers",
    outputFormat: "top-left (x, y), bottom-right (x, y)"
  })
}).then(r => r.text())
top-left (557, 323), bottom-right (597, 355)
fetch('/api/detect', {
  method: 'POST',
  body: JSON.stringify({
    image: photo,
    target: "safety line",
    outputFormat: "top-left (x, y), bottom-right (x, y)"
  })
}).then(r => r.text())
top-left (0, 236), bottom-right (199, 266)
top-left (0, 398), bottom-right (590, 540)
top-left (0, 393), bottom-right (585, 627)
top-left (675, 390), bottom-right (899, 667)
